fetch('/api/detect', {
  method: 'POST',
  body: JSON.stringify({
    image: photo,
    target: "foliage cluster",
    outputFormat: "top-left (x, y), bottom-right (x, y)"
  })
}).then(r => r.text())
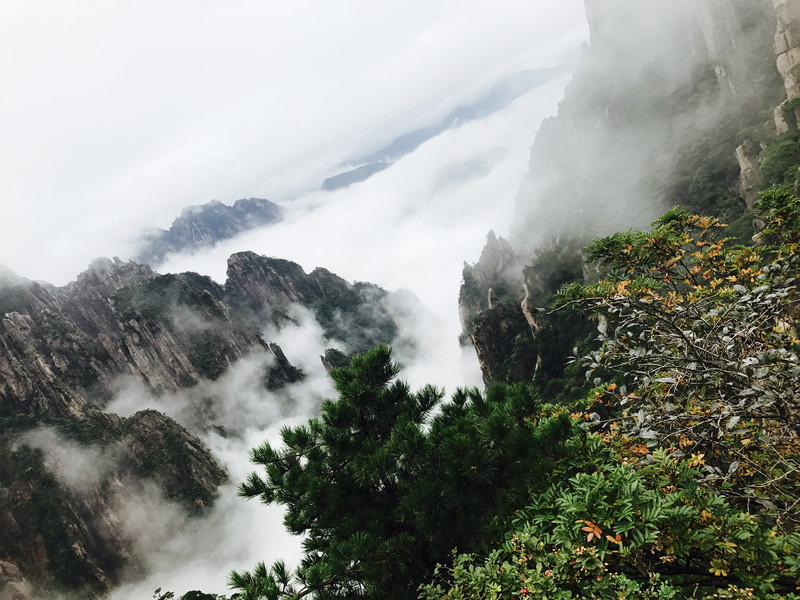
top-left (211, 189), bottom-right (800, 599)
top-left (424, 188), bottom-right (800, 599)
top-left (423, 441), bottom-right (800, 599)
top-left (230, 346), bottom-right (576, 599)
top-left (760, 130), bottom-right (800, 189)
top-left (556, 193), bottom-right (800, 523)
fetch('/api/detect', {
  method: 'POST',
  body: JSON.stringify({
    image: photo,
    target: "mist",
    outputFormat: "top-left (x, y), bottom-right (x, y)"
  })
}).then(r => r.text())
top-left (157, 72), bottom-right (579, 395)
top-left (102, 310), bottom-right (335, 597)
top-left (0, 1), bottom-right (588, 287)
top-left (0, 2), bottom-right (595, 597)
top-left (509, 0), bottom-right (782, 252)
top-left (99, 294), bottom-right (485, 597)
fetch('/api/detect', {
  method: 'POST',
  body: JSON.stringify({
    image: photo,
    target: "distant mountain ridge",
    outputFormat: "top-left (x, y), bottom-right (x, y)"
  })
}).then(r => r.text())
top-left (322, 66), bottom-right (568, 191)
top-left (135, 197), bottom-right (283, 266)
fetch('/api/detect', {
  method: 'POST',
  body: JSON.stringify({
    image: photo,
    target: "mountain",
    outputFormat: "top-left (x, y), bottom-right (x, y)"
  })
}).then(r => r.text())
top-left (460, 0), bottom-right (800, 390)
top-left (0, 253), bottom-right (402, 598)
top-left (321, 67), bottom-right (568, 191)
top-left (135, 198), bottom-right (284, 266)
top-left (6, 2), bottom-right (800, 598)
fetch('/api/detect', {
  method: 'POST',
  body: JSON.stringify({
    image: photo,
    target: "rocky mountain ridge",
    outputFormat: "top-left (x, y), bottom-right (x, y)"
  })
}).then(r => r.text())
top-left (135, 198), bottom-right (283, 266)
top-left (0, 252), bottom-right (402, 598)
top-left (461, 0), bottom-right (800, 388)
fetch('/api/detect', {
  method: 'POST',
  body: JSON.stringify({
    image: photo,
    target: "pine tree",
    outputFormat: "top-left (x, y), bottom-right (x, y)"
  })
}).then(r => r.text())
top-left (231, 345), bottom-right (574, 599)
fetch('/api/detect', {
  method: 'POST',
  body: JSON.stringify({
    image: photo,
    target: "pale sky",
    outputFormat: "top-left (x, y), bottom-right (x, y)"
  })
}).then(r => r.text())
top-left (0, 1), bottom-right (588, 286)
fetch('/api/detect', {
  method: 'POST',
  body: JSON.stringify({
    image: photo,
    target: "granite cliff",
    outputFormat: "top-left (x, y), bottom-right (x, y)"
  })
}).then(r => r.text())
top-left (461, 0), bottom-right (800, 388)
top-left (0, 252), bottom-right (401, 598)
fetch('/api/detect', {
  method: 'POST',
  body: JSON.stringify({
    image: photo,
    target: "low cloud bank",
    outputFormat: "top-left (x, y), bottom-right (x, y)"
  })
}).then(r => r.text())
top-left (161, 72), bottom-right (576, 394)
top-left (0, 1), bottom-right (587, 287)
top-left (105, 310), bottom-right (336, 598)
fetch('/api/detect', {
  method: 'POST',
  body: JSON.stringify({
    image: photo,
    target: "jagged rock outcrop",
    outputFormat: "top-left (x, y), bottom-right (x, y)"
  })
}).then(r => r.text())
top-left (226, 251), bottom-right (399, 354)
top-left (463, 241), bottom-right (587, 386)
top-left (264, 342), bottom-right (305, 389)
top-left (736, 140), bottom-right (764, 208)
top-left (459, 231), bottom-right (524, 342)
top-left (469, 301), bottom-right (538, 385)
top-left (121, 410), bottom-right (229, 509)
top-left (0, 252), bottom-right (402, 418)
top-left (0, 259), bottom-right (267, 419)
top-left (320, 348), bottom-right (350, 373)
top-left (0, 252), bottom-right (402, 597)
top-left (773, 0), bottom-right (800, 99)
top-left (136, 198), bottom-right (283, 266)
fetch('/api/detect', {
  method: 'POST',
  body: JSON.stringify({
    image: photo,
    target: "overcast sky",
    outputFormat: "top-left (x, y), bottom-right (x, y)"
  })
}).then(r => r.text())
top-left (0, 0), bottom-right (587, 286)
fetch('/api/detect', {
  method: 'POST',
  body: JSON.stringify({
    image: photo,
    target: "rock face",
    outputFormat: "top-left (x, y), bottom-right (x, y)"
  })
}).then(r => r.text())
top-left (511, 0), bottom-right (782, 252)
top-left (0, 408), bottom-right (227, 597)
top-left (135, 198), bottom-right (283, 266)
top-left (773, 0), bottom-right (800, 99)
top-left (0, 252), bottom-right (402, 597)
top-left (469, 301), bottom-right (538, 385)
top-left (0, 252), bottom-right (401, 419)
top-left (226, 251), bottom-right (399, 354)
top-left (690, 0), bottom-right (780, 103)
top-left (0, 561), bottom-right (32, 600)
top-left (463, 0), bottom-right (798, 386)
top-left (736, 141), bottom-right (764, 208)
top-left (462, 240), bottom-right (586, 385)
top-left (459, 231), bottom-right (524, 343)
top-left (0, 258), bottom-right (266, 419)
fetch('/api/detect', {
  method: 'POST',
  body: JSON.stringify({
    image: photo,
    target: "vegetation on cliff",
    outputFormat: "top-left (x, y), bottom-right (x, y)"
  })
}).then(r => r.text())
top-left (215, 188), bottom-right (800, 600)
top-left (421, 190), bottom-right (800, 599)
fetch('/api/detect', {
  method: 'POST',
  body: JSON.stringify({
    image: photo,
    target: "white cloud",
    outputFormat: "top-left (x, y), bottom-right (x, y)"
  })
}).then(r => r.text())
top-left (0, 3), bottom-right (590, 595)
top-left (0, 1), bottom-right (587, 285)
top-left (17, 427), bottom-right (119, 495)
top-left (159, 71), bottom-right (577, 393)
top-left (104, 312), bottom-right (337, 598)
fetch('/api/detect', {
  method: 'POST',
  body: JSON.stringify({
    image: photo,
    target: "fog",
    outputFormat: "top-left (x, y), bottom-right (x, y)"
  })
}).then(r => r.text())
top-left (0, 2), bottom-right (596, 597)
top-left (509, 0), bottom-right (781, 252)
top-left (158, 72), bottom-right (578, 394)
top-left (19, 425), bottom-right (301, 599)
top-left (100, 297), bottom-right (474, 597)
top-left (0, 1), bottom-right (588, 286)
top-left (18, 428), bottom-right (120, 495)
top-left (102, 310), bottom-right (332, 597)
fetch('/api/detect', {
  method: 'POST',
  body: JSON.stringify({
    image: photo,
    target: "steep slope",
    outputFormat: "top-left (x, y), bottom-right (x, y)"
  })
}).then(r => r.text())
top-left (461, 0), bottom-right (796, 388)
top-left (0, 252), bottom-right (402, 598)
top-left (0, 410), bottom-right (228, 597)
top-left (135, 198), bottom-right (283, 266)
